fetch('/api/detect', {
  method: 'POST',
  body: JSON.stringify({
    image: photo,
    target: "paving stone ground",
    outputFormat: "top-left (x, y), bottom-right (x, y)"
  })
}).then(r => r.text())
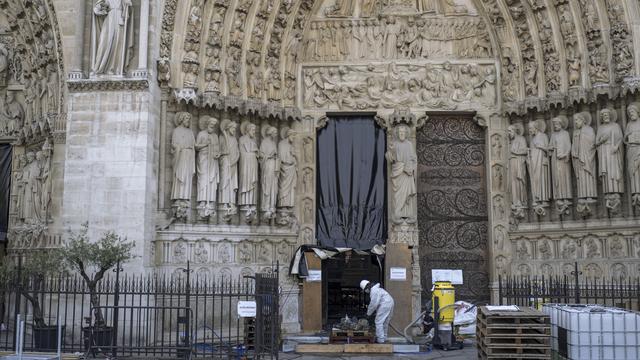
top-left (281, 339), bottom-right (477, 359)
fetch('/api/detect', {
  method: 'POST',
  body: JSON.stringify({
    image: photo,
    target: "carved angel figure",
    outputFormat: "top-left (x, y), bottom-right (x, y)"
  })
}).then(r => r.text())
top-left (386, 125), bottom-right (417, 224)
top-left (91, 0), bottom-right (134, 76)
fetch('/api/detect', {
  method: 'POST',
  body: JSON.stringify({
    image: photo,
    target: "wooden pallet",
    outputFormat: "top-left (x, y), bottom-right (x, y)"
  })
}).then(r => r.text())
top-left (331, 329), bottom-right (370, 337)
top-left (329, 334), bottom-right (375, 344)
top-left (477, 307), bottom-right (551, 360)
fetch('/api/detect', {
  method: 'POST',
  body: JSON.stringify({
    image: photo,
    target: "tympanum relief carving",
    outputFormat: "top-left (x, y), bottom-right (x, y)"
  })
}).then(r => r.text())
top-left (303, 62), bottom-right (496, 111)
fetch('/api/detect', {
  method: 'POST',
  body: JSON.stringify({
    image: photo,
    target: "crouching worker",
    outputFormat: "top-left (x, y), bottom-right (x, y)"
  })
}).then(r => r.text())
top-left (360, 280), bottom-right (395, 343)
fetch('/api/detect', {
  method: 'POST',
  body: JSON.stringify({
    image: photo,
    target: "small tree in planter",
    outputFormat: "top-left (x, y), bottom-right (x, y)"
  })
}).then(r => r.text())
top-left (59, 224), bottom-right (134, 348)
top-left (0, 251), bottom-right (67, 350)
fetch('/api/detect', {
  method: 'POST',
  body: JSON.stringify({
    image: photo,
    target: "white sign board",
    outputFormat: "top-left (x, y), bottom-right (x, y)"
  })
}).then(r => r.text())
top-left (237, 301), bottom-right (257, 317)
top-left (307, 270), bottom-right (322, 282)
top-left (389, 267), bottom-right (407, 281)
top-left (431, 269), bottom-right (463, 285)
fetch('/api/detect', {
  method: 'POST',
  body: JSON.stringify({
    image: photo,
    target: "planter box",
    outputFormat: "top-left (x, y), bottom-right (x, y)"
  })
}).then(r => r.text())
top-left (33, 326), bottom-right (64, 351)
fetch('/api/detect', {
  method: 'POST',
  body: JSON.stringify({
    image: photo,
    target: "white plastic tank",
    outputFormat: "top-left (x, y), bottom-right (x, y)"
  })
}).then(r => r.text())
top-left (542, 304), bottom-right (640, 360)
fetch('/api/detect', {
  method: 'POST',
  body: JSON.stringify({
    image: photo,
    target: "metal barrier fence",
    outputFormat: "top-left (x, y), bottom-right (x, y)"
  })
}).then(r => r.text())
top-left (0, 263), bottom-right (280, 359)
top-left (499, 264), bottom-right (640, 310)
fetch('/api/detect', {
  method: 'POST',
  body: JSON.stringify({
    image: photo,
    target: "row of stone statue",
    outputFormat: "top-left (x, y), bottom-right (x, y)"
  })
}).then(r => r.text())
top-left (170, 112), bottom-right (297, 225)
top-left (508, 105), bottom-right (640, 218)
top-left (304, 16), bottom-right (489, 62)
top-left (13, 139), bottom-right (53, 225)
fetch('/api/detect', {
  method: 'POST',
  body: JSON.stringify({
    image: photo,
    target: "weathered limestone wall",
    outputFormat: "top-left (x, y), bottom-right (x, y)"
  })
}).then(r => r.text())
top-left (62, 89), bottom-right (159, 270)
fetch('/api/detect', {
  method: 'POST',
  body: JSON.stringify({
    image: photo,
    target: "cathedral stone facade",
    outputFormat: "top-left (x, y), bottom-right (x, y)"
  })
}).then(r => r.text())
top-left (1, 0), bottom-right (640, 333)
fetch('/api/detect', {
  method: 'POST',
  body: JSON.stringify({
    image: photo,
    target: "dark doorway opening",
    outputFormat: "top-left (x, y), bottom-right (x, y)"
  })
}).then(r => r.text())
top-left (322, 252), bottom-right (382, 328)
top-left (0, 144), bottom-right (12, 242)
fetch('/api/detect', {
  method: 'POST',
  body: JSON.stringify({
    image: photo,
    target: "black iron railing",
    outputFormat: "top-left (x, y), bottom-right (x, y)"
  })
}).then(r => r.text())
top-left (499, 263), bottom-right (640, 310)
top-left (0, 263), bottom-right (280, 359)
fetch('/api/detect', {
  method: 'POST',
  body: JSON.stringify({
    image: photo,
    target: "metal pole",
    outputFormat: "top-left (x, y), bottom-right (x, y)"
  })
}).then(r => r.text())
top-left (13, 258), bottom-right (22, 352)
top-left (573, 262), bottom-right (580, 304)
top-left (185, 261), bottom-right (191, 359)
top-left (112, 261), bottom-right (121, 358)
top-left (57, 311), bottom-right (62, 359)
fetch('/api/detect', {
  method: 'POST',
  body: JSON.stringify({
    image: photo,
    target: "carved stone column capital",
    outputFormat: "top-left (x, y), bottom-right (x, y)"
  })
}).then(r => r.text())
top-left (315, 115), bottom-right (328, 129)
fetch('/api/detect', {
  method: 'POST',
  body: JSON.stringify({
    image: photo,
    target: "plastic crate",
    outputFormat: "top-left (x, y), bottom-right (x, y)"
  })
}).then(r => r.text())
top-left (543, 304), bottom-right (640, 360)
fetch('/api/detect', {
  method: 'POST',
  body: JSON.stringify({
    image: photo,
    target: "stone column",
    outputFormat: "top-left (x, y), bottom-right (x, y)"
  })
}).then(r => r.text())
top-left (68, 0), bottom-right (86, 79)
top-left (133, 0), bottom-right (150, 78)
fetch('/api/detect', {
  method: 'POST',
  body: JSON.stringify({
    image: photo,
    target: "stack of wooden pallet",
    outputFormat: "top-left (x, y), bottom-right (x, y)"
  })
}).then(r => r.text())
top-left (477, 306), bottom-right (551, 360)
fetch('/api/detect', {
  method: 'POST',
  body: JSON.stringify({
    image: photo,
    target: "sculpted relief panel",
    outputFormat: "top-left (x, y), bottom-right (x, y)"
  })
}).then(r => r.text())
top-left (302, 62), bottom-right (496, 111)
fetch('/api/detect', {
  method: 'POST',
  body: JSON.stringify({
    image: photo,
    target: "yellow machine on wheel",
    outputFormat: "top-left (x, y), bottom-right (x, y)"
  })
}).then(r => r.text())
top-left (431, 281), bottom-right (464, 350)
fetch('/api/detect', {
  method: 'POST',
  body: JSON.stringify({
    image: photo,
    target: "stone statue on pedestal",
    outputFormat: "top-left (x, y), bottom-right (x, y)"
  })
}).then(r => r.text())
top-left (596, 108), bottom-right (624, 212)
top-left (386, 124), bottom-right (417, 224)
top-left (277, 127), bottom-right (297, 225)
top-left (219, 119), bottom-right (239, 221)
top-left (572, 112), bottom-right (597, 216)
top-left (527, 119), bottom-right (551, 216)
top-left (508, 123), bottom-right (527, 219)
top-left (195, 116), bottom-right (220, 220)
top-left (625, 103), bottom-right (640, 209)
top-left (171, 112), bottom-right (196, 221)
top-left (91, 0), bottom-right (134, 76)
top-left (259, 125), bottom-right (279, 221)
top-left (239, 121), bottom-right (258, 223)
top-left (549, 116), bottom-right (572, 215)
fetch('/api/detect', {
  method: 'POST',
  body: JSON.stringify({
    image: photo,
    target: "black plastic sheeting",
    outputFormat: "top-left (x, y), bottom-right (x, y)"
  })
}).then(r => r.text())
top-left (0, 144), bottom-right (12, 241)
top-left (316, 116), bottom-right (387, 250)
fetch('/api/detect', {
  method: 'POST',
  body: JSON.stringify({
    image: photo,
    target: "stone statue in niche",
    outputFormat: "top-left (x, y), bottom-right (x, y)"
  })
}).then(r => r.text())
top-left (171, 112), bottom-right (196, 221)
top-left (1, 91), bottom-right (24, 136)
top-left (387, 124), bottom-right (417, 224)
top-left (596, 108), bottom-right (624, 213)
top-left (625, 103), bottom-right (640, 209)
top-left (572, 112), bottom-right (597, 216)
top-left (549, 116), bottom-right (572, 215)
top-left (278, 127), bottom-right (297, 225)
top-left (260, 125), bottom-right (279, 221)
top-left (39, 140), bottom-right (53, 222)
top-left (219, 119), bottom-right (239, 221)
top-left (527, 120), bottom-right (551, 216)
top-left (195, 116), bottom-right (220, 220)
top-left (90, 0), bottom-right (134, 76)
top-left (508, 124), bottom-right (527, 219)
top-left (239, 121), bottom-right (259, 223)
top-left (538, 240), bottom-right (552, 260)
top-left (19, 152), bottom-right (42, 223)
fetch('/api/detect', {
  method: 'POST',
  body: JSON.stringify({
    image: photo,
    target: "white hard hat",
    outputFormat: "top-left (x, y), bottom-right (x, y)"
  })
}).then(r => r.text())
top-left (360, 280), bottom-right (370, 290)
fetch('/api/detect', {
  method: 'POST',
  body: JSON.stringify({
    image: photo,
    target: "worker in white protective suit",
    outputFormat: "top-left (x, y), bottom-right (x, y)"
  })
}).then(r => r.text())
top-left (360, 280), bottom-right (395, 343)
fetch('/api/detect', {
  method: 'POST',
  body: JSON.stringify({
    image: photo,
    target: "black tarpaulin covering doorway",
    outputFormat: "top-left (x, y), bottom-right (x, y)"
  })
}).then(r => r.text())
top-left (0, 144), bottom-right (12, 241)
top-left (316, 116), bottom-right (387, 249)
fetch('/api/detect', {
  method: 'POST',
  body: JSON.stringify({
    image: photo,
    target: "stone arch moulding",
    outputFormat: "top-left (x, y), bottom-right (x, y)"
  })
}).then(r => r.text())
top-left (1, 0), bottom-right (67, 254)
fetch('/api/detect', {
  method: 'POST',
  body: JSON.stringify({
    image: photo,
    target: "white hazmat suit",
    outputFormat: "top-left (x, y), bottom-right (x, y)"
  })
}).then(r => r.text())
top-left (364, 282), bottom-right (395, 343)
